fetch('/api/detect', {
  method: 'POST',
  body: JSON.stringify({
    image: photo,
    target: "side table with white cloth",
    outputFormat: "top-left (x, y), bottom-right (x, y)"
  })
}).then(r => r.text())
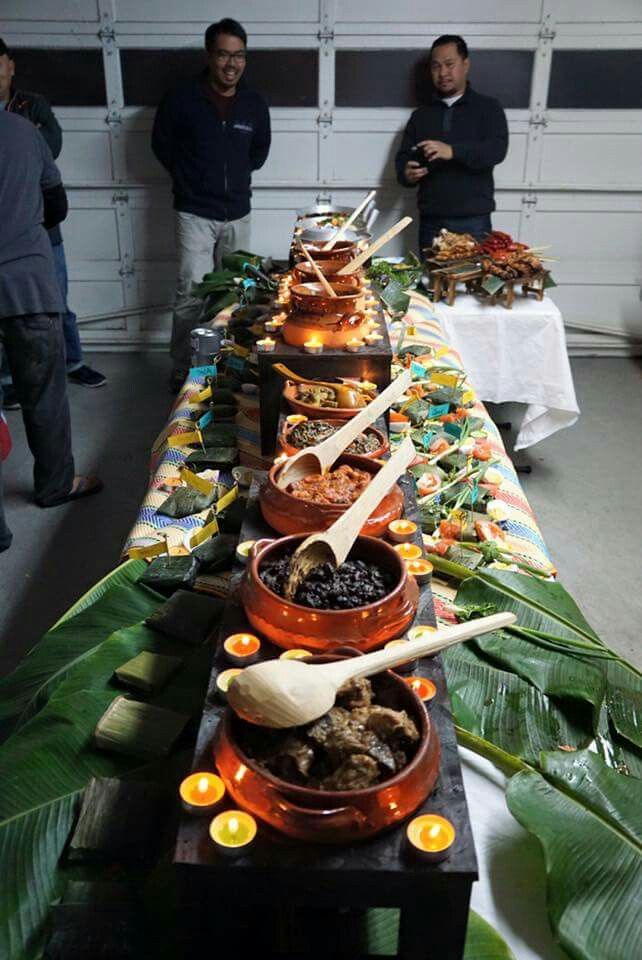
top-left (431, 294), bottom-right (580, 450)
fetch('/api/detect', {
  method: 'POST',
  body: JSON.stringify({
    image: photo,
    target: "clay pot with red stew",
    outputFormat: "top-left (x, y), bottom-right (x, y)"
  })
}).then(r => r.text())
top-left (293, 259), bottom-right (362, 290)
top-left (240, 534), bottom-right (419, 653)
top-left (260, 454), bottom-right (403, 538)
top-left (295, 240), bottom-right (357, 265)
top-left (279, 419), bottom-right (388, 460)
top-left (213, 655), bottom-right (440, 843)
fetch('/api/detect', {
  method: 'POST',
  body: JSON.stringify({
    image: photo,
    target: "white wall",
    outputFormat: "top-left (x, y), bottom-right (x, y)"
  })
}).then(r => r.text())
top-left (2, 0), bottom-right (641, 353)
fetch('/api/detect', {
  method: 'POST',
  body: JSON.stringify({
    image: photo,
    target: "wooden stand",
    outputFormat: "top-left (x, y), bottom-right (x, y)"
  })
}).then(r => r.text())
top-left (424, 258), bottom-right (482, 306)
top-left (478, 272), bottom-right (547, 309)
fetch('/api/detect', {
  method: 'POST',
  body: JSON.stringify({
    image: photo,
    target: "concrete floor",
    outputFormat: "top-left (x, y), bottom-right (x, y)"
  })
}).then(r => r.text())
top-left (0, 354), bottom-right (640, 678)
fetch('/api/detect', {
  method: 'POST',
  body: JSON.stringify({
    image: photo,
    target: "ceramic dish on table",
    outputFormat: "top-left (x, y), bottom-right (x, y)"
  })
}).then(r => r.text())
top-left (283, 380), bottom-right (374, 421)
top-left (292, 259), bottom-right (362, 289)
top-left (293, 240), bottom-right (358, 265)
top-left (279, 419), bottom-right (388, 460)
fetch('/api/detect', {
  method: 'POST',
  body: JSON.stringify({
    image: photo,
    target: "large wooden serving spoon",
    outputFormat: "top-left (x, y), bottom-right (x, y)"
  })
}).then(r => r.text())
top-left (336, 216), bottom-right (413, 275)
top-left (321, 189), bottom-right (376, 251)
top-left (283, 436), bottom-right (416, 599)
top-left (276, 367), bottom-right (412, 489)
top-left (227, 611), bottom-right (516, 728)
top-left (296, 240), bottom-right (337, 298)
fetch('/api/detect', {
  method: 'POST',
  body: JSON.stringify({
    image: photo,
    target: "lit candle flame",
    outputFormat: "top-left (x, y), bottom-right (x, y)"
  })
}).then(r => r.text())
top-left (197, 776), bottom-right (210, 795)
top-left (228, 817), bottom-right (239, 836)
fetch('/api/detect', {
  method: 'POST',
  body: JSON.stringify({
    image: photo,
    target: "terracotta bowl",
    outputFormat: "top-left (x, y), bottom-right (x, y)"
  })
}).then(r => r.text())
top-left (293, 260), bottom-right (362, 289)
top-left (290, 282), bottom-right (361, 317)
top-left (282, 311), bottom-right (369, 348)
top-left (213, 654), bottom-right (441, 843)
top-left (283, 381), bottom-right (372, 420)
top-left (259, 453), bottom-right (404, 538)
top-left (295, 240), bottom-right (358, 265)
top-left (240, 534), bottom-right (419, 652)
top-left (279, 419), bottom-right (388, 460)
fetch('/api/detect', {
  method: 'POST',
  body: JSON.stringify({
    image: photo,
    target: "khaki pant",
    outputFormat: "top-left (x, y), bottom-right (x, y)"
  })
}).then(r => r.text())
top-left (170, 210), bottom-right (251, 370)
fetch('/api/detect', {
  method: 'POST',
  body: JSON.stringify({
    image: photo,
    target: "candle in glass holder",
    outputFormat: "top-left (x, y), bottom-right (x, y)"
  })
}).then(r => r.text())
top-left (394, 542), bottom-right (423, 562)
top-left (223, 633), bottom-right (261, 665)
top-left (345, 338), bottom-right (364, 353)
top-left (210, 810), bottom-right (257, 857)
top-left (303, 338), bottom-right (323, 355)
top-left (384, 638), bottom-right (418, 674)
top-left (216, 668), bottom-right (243, 700)
top-left (388, 519), bottom-right (418, 543)
top-left (405, 558), bottom-right (433, 584)
top-left (405, 676), bottom-right (437, 703)
top-left (365, 332), bottom-right (383, 346)
top-left (280, 648), bottom-right (312, 660)
top-left (264, 319), bottom-right (282, 334)
top-left (236, 540), bottom-right (256, 565)
top-left (256, 337), bottom-right (276, 353)
top-left (406, 814), bottom-right (455, 863)
top-left (179, 772), bottom-right (225, 816)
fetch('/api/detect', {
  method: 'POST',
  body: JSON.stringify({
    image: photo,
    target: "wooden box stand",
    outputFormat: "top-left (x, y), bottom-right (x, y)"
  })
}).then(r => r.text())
top-left (424, 258), bottom-right (483, 307)
top-left (175, 476), bottom-right (477, 960)
top-left (257, 306), bottom-right (392, 455)
top-left (479, 272), bottom-right (547, 309)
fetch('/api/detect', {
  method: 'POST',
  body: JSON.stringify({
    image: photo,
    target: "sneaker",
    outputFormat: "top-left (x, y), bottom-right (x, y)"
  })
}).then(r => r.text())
top-left (2, 385), bottom-right (20, 410)
top-left (68, 365), bottom-right (107, 388)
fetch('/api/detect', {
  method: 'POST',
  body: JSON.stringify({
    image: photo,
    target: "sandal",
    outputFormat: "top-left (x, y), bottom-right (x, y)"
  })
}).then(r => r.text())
top-left (38, 474), bottom-right (104, 508)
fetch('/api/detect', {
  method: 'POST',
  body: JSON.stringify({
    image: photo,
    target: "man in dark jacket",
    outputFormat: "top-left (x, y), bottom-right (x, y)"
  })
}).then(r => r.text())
top-left (152, 18), bottom-right (271, 388)
top-left (0, 38), bottom-right (106, 409)
top-left (0, 111), bottom-right (102, 552)
top-left (396, 35), bottom-right (508, 252)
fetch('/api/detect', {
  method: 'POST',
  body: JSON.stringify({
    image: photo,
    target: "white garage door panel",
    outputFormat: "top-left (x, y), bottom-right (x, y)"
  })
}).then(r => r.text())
top-left (532, 211), bottom-right (642, 264)
top-left (62, 209), bottom-right (120, 261)
top-left (336, 0), bottom-right (540, 23)
top-left (123, 131), bottom-right (167, 182)
top-left (490, 210), bottom-right (522, 236)
top-left (131, 207), bottom-right (176, 261)
top-left (57, 132), bottom-right (113, 183)
top-left (250, 209), bottom-right (300, 258)
top-left (68, 282), bottom-right (125, 321)
top-left (1, 0), bottom-right (98, 20)
top-left (332, 131), bottom-right (401, 182)
top-left (540, 134), bottom-right (642, 187)
top-left (495, 133), bottom-right (528, 185)
top-left (555, 0), bottom-right (642, 22)
top-left (550, 284), bottom-right (642, 338)
top-left (114, 0), bottom-right (320, 23)
top-left (254, 133), bottom-right (318, 183)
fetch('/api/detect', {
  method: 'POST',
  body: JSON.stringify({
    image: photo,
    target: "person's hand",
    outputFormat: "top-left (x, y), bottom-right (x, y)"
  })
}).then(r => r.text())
top-left (417, 140), bottom-right (453, 162)
top-left (404, 160), bottom-right (429, 184)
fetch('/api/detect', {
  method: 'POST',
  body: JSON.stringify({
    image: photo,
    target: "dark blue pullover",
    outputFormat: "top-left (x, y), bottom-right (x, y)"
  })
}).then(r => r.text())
top-left (152, 73), bottom-right (271, 221)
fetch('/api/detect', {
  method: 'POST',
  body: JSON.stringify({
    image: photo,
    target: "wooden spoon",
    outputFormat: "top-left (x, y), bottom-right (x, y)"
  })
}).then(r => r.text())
top-left (276, 368), bottom-right (412, 489)
top-left (273, 363), bottom-right (374, 397)
top-left (227, 611), bottom-right (516, 728)
top-left (283, 436), bottom-right (416, 599)
top-left (273, 364), bottom-right (373, 409)
top-left (336, 217), bottom-right (413, 276)
top-left (297, 241), bottom-right (337, 298)
top-left (321, 189), bottom-right (376, 251)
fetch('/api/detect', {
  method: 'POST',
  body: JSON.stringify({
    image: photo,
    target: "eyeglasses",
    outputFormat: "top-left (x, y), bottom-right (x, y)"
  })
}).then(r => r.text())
top-left (214, 50), bottom-right (247, 64)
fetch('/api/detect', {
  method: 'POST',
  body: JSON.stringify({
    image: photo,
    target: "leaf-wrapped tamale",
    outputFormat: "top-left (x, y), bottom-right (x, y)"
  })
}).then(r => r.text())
top-left (145, 589), bottom-right (224, 645)
top-left (138, 555), bottom-right (201, 593)
top-left (114, 651), bottom-right (183, 694)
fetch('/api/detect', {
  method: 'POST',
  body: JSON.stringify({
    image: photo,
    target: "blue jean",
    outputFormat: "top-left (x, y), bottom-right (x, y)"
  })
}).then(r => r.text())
top-left (419, 213), bottom-right (492, 252)
top-left (0, 241), bottom-right (83, 385)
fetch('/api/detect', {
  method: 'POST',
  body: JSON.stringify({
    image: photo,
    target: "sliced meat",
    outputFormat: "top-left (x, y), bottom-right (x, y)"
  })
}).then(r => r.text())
top-left (336, 676), bottom-right (373, 710)
top-left (352, 705), bottom-right (419, 747)
top-left (319, 754), bottom-right (379, 791)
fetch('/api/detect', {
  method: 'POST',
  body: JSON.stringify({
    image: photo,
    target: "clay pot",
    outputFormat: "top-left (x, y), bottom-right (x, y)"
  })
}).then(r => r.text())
top-left (213, 655), bottom-right (441, 843)
top-left (293, 259), bottom-right (362, 289)
top-left (279, 419), bottom-right (388, 460)
top-left (281, 311), bottom-right (369, 349)
top-left (260, 454), bottom-right (404, 538)
top-left (295, 240), bottom-right (358, 265)
top-left (290, 282), bottom-right (361, 317)
top-left (240, 534), bottom-right (419, 652)
top-left (283, 381), bottom-right (370, 420)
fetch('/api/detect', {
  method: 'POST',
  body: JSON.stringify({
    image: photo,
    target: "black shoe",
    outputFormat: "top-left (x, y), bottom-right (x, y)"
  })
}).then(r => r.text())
top-left (170, 369), bottom-right (187, 395)
top-left (68, 365), bottom-right (107, 388)
top-left (2, 385), bottom-right (20, 410)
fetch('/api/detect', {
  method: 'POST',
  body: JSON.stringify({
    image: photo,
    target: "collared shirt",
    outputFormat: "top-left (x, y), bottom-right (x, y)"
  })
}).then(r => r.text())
top-left (441, 93), bottom-right (463, 108)
top-left (0, 111), bottom-right (63, 318)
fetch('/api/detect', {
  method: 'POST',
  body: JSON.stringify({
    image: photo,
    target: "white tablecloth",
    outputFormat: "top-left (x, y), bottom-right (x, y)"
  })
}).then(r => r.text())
top-left (433, 295), bottom-right (580, 449)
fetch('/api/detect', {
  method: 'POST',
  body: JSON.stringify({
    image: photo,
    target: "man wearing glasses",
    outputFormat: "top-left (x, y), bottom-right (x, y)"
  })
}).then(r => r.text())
top-left (152, 18), bottom-right (271, 390)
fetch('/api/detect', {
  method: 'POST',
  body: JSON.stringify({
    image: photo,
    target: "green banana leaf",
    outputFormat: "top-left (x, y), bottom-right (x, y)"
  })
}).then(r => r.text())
top-left (507, 750), bottom-right (642, 960)
top-left (52, 559), bottom-right (147, 626)
top-left (0, 577), bottom-right (164, 733)
top-left (443, 643), bottom-right (593, 764)
top-left (361, 907), bottom-right (516, 957)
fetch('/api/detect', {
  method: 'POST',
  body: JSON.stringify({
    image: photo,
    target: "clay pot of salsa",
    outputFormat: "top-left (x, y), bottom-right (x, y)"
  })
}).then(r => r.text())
top-left (212, 655), bottom-right (440, 843)
top-left (279, 419), bottom-right (388, 460)
top-left (260, 454), bottom-right (404, 538)
top-left (240, 534), bottom-right (419, 653)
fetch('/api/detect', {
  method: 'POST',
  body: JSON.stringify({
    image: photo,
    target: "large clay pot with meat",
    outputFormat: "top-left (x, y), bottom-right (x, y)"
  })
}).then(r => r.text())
top-left (213, 655), bottom-right (441, 843)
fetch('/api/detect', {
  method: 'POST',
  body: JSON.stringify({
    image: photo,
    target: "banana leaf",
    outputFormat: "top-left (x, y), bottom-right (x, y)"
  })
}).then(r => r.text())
top-left (507, 750), bottom-right (642, 960)
top-left (0, 579), bottom-right (164, 734)
top-left (360, 907), bottom-right (516, 957)
top-left (52, 559), bottom-right (147, 627)
top-left (442, 643), bottom-right (593, 764)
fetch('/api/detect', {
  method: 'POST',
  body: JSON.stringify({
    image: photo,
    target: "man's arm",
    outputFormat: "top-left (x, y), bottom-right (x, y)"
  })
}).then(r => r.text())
top-left (395, 113), bottom-right (418, 187)
top-left (451, 99), bottom-right (508, 170)
top-left (249, 98), bottom-right (271, 171)
top-left (38, 133), bottom-right (68, 228)
top-left (151, 92), bottom-right (177, 173)
top-left (32, 95), bottom-right (63, 159)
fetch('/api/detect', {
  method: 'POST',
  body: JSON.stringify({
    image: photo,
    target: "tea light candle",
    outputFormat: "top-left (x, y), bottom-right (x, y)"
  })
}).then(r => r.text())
top-left (486, 499), bottom-right (508, 522)
top-left (405, 676), bottom-right (437, 703)
top-left (179, 772), bottom-right (225, 816)
top-left (280, 648), bottom-right (311, 660)
top-left (216, 668), bottom-right (242, 700)
top-left (394, 542), bottom-right (423, 562)
top-left (406, 814), bottom-right (455, 862)
top-left (256, 337), bottom-right (276, 353)
top-left (345, 338), bottom-right (364, 353)
top-left (286, 414), bottom-right (308, 426)
top-left (405, 558), bottom-right (433, 584)
top-left (210, 810), bottom-right (257, 857)
top-left (264, 319), bottom-right (282, 334)
top-left (223, 633), bottom-right (261, 666)
top-left (388, 519), bottom-right (418, 544)
top-left (384, 638), bottom-right (418, 674)
top-left (365, 332), bottom-right (383, 346)
top-left (303, 338), bottom-right (323, 355)
top-left (408, 625), bottom-right (437, 643)
top-left (483, 467), bottom-right (503, 487)
top-left (236, 540), bottom-right (256, 565)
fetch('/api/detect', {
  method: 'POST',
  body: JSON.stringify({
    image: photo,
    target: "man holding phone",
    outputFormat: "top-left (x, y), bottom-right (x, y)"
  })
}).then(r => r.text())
top-left (396, 35), bottom-right (508, 252)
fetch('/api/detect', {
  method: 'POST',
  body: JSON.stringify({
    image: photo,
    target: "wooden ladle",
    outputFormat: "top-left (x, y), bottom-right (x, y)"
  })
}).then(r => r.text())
top-left (283, 436), bottom-right (417, 599)
top-left (227, 611), bottom-right (516, 728)
top-left (273, 363), bottom-right (374, 410)
top-left (296, 240), bottom-right (337, 298)
top-left (336, 216), bottom-right (413, 276)
top-left (276, 367), bottom-right (412, 488)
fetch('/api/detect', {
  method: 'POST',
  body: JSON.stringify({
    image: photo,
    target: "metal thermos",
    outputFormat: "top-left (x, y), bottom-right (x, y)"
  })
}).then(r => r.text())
top-left (190, 327), bottom-right (222, 367)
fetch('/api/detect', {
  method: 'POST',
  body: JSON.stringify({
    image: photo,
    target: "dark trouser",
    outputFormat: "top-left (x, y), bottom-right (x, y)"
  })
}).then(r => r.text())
top-left (0, 314), bottom-right (75, 550)
top-left (0, 241), bottom-right (83, 386)
top-left (419, 213), bottom-right (492, 252)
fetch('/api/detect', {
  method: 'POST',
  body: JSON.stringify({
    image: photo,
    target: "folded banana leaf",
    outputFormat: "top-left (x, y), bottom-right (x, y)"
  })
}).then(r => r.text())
top-left (217, 497), bottom-right (246, 534)
top-left (94, 696), bottom-right (189, 759)
top-left (145, 589), bottom-right (224, 645)
top-left (403, 398), bottom-right (431, 425)
top-left (138, 556), bottom-right (201, 594)
top-left (200, 423), bottom-right (238, 448)
top-left (192, 533), bottom-right (237, 572)
top-left (209, 388), bottom-right (238, 405)
top-left (208, 403), bottom-right (238, 421)
top-left (184, 446), bottom-right (239, 471)
top-left (156, 485), bottom-right (217, 519)
top-left (114, 651), bottom-right (182, 694)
